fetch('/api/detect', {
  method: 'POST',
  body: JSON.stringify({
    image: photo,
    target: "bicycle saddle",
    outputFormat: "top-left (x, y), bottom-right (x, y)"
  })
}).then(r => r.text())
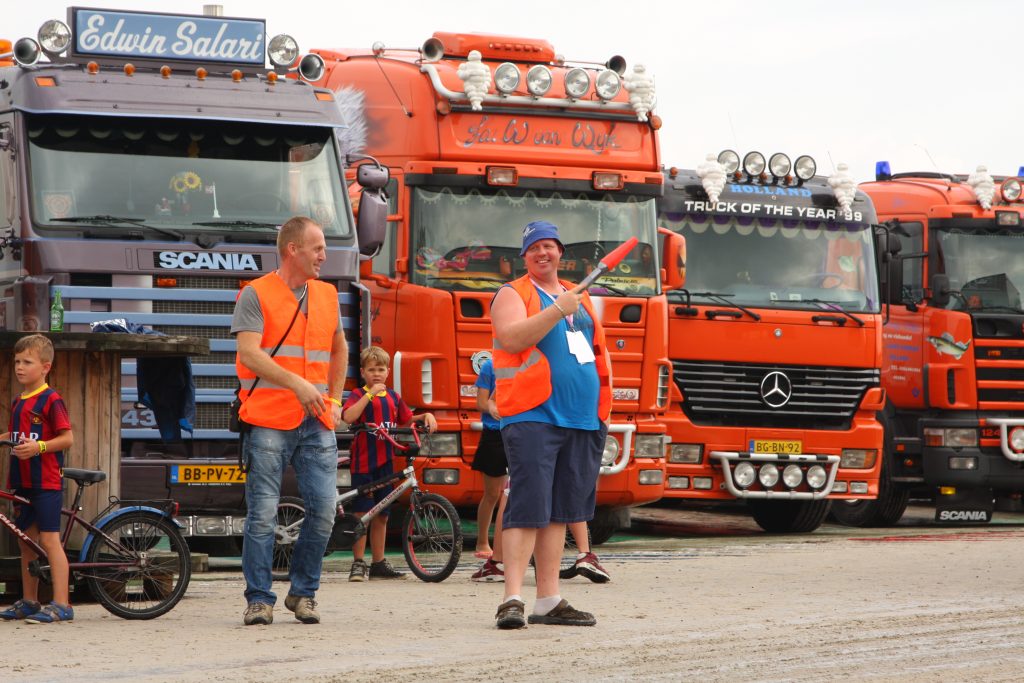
top-left (63, 468), bottom-right (107, 484)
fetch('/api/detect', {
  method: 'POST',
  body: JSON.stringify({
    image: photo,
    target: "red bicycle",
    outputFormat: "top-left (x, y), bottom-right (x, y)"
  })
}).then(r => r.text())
top-left (1, 439), bottom-right (191, 619)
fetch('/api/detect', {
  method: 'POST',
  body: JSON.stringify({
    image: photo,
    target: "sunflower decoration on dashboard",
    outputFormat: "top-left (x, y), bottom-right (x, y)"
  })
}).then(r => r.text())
top-left (158, 171), bottom-right (202, 215)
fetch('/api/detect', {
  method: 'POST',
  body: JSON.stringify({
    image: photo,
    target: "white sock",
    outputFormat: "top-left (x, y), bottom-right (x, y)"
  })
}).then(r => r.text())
top-left (533, 595), bottom-right (562, 615)
top-left (503, 594), bottom-right (522, 605)
top-left (576, 552), bottom-right (587, 561)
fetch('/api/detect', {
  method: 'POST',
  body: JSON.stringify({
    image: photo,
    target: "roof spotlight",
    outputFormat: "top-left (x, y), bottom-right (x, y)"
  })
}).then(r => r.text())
top-left (1001, 178), bottom-right (1022, 203)
top-left (564, 67), bottom-right (591, 99)
top-left (795, 155), bottom-right (817, 181)
top-left (717, 149), bottom-right (740, 175)
top-left (595, 69), bottom-right (621, 100)
top-left (267, 34), bottom-right (299, 68)
top-left (769, 153), bottom-right (792, 178)
top-left (743, 151), bottom-right (766, 177)
top-left (494, 62), bottom-right (520, 94)
top-left (38, 20), bottom-right (71, 56)
top-left (526, 65), bottom-right (553, 96)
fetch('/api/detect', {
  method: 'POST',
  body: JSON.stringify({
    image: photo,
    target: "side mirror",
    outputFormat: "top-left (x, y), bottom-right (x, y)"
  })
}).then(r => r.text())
top-left (356, 188), bottom-right (387, 256)
top-left (658, 227), bottom-right (686, 291)
top-left (357, 163), bottom-right (389, 190)
top-left (929, 272), bottom-right (950, 308)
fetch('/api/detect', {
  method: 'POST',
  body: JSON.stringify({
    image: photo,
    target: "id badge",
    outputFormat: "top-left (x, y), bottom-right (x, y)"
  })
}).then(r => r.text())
top-left (566, 330), bottom-right (596, 364)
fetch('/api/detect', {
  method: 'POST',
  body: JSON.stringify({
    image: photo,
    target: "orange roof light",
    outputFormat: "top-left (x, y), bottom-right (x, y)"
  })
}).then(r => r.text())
top-left (123, 63), bottom-right (135, 76)
top-left (266, 71), bottom-right (278, 84)
top-left (86, 61), bottom-right (99, 74)
top-left (231, 69), bottom-right (243, 82)
top-left (195, 67), bottom-right (207, 81)
top-left (160, 65), bottom-right (171, 78)
top-left (34, 77), bottom-right (57, 87)
top-left (435, 100), bottom-right (451, 116)
top-left (649, 114), bottom-right (663, 130)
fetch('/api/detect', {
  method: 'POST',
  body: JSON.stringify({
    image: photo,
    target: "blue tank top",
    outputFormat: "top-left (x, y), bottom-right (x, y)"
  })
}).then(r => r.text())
top-left (500, 284), bottom-right (601, 431)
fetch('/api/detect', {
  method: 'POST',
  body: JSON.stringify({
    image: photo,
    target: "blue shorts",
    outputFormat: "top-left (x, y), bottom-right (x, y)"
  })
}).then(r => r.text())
top-left (13, 489), bottom-right (64, 533)
top-left (350, 460), bottom-right (396, 516)
top-left (501, 422), bottom-right (607, 529)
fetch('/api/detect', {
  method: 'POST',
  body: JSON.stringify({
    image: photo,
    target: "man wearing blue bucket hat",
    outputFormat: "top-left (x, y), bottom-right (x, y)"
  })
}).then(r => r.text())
top-left (488, 220), bottom-right (612, 630)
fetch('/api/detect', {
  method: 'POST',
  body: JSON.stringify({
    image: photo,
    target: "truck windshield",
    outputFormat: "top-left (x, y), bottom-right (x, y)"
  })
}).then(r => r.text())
top-left (663, 214), bottom-right (879, 312)
top-left (409, 187), bottom-right (659, 295)
top-left (26, 113), bottom-right (351, 239)
top-left (934, 224), bottom-right (1024, 311)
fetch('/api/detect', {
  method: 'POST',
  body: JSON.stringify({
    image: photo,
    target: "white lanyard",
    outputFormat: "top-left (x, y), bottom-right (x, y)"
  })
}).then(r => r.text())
top-left (531, 279), bottom-right (574, 329)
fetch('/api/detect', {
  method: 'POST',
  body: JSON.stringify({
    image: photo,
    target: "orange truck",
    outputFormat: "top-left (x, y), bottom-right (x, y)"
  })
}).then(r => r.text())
top-left (657, 152), bottom-right (886, 532)
top-left (312, 32), bottom-right (685, 542)
top-left (845, 163), bottom-right (1024, 525)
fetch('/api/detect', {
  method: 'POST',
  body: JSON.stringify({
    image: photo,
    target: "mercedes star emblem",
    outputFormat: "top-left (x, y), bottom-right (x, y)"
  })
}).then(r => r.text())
top-left (760, 370), bottom-right (793, 408)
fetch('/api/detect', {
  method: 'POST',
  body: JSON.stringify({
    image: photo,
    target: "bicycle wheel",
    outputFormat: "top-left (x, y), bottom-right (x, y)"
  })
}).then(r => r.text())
top-left (273, 496), bottom-right (305, 572)
top-left (84, 512), bottom-right (191, 619)
top-left (402, 492), bottom-right (462, 582)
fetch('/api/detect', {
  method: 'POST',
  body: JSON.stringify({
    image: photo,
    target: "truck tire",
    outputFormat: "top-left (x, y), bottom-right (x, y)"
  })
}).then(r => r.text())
top-left (829, 455), bottom-right (909, 527)
top-left (829, 410), bottom-right (910, 527)
top-left (588, 507), bottom-right (627, 546)
top-left (748, 499), bottom-right (831, 533)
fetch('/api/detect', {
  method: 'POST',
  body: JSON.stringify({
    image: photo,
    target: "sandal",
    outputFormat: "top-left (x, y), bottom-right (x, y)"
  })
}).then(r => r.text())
top-left (495, 598), bottom-right (526, 630)
top-left (527, 599), bottom-right (596, 626)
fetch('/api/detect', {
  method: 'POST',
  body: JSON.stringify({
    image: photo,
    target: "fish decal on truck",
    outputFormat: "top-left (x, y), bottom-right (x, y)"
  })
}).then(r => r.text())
top-left (927, 332), bottom-right (970, 360)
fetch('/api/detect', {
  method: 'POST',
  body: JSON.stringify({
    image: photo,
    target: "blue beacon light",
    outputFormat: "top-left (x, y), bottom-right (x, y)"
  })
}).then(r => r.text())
top-left (875, 161), bottom-right (892, 181)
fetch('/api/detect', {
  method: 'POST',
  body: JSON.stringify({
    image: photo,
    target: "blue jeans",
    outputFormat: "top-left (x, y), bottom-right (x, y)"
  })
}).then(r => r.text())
top-left (242, 416), bottom-right (337, 605)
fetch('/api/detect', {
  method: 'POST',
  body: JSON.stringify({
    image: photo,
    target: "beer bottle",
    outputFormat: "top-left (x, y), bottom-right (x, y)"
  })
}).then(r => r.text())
top-left (49, 289), bottom-right (64, 332)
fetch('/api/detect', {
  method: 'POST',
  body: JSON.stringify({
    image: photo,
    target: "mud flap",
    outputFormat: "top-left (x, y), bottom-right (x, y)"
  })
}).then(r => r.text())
top-left (934, 488), bottom-right (994, 523)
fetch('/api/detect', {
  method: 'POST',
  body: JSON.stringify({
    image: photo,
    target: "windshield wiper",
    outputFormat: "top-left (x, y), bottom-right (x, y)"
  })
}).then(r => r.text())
top-left (970, 304), bottom-right (1024, 314)
top-left (52, 215), bottom-right (184, 240)
top-left (192, 220), bottom-right (279, 230)
top-left (586, 282), bottom-right (630, 297)
top-left (798, 298), bottom-right (865, 326)
top-left (688, 291), bottom-right (761, 321)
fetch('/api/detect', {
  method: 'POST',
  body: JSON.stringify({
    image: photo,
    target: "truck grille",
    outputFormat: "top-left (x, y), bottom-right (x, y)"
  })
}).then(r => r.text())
top-left (672, 360), bottom-right (879, 429)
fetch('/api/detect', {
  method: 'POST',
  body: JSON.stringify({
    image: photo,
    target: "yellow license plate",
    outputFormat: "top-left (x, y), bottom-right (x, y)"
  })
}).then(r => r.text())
top-left (749, 439), bottom-right (802, 455)
top-left (171, 465), bottom-right (246, 484)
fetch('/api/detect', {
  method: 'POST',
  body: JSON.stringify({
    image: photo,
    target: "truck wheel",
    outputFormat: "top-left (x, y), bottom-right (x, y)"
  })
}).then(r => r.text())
top-left (829, 456), bottom-right (909, 527)
top-left (748, 499), bottom-right (831, 533)
top-left (829, 410), bottom-right (910, 527)
top-left (587, 508), bottom-right (627, 546)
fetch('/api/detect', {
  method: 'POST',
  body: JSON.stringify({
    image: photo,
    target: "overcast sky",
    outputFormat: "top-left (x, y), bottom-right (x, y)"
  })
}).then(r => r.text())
top-left (8, 0), bottom-right (1022, 182)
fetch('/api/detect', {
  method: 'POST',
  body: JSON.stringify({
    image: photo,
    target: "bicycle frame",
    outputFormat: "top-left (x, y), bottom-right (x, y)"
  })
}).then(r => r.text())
top-left (337, 462), bottom-right (420, 528)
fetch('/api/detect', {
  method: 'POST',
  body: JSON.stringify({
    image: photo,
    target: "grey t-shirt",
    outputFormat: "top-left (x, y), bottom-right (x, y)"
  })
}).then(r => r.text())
top-left (230, 282), bottom-right (343, 337)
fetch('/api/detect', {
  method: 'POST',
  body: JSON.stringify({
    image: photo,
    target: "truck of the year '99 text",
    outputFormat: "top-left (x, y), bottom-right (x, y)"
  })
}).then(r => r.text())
top-left (311, 32), bottom-right (687, 542)
top-left (657, 152), bottom-right (886, 532)
top-left (0, 7), bottom-right (388, 552)
top-left (848, 163), bottom-right (1024, 526)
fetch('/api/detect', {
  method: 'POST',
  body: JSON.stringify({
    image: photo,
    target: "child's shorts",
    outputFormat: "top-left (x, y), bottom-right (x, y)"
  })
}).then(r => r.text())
top-left (13, 489), bottom-right (63, 533)
top-left (350, 461), bottom-right (396, 517)
top-left (471, 428), bottom-right (508, 477)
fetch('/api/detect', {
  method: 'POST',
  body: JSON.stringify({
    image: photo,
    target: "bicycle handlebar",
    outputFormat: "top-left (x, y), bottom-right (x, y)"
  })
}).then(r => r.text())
top-left (346, 423), bottom-right (423, 453)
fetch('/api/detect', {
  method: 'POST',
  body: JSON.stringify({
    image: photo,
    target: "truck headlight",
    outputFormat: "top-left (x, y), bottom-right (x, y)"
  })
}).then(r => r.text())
top-left (734, 461), bottom-right (756, 488)
top-left (336, 469), bottom-right (351, 488)
top-left (669, 443), bottom-right (702, 464)
top-left (635, 435), bottom-right (667, 458)
top-left (423, 469), bottom-right (459, 485)
top-left (1011, 427), bottom-right (1024, 452)
top-left (924, 428), bottom-right (977, 448)
top-left (638, 469), bottom-right (663, 485)
top-left (758, 463), bottom-right (779, 488)
top-left (601, 435), bottom-right (620, 466)
top-left (840, 449), bottom-right (878, 469)
top-left (806, 465), bottom-right (827, 490)
top-left (419, 433), bottom-right (460, 457)
top-left (782, 464), bottom-right (803, 488)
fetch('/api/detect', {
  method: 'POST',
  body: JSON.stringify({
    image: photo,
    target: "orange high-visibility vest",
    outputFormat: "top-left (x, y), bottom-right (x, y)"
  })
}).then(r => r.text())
top-left (492, 275), bottom-right (611, 421)
top-left (236, 273), bottom-right (339, 431)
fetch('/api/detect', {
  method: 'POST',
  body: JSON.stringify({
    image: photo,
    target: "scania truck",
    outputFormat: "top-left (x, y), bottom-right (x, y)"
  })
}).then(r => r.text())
top-left (843, 163), bottom-right (1024, 525)
top-left (658, 152), bottom-right (886, 532)
top-left (311, 32), bottom-right (686, 541)
top-left (0, 7), bottom-right (387, 552)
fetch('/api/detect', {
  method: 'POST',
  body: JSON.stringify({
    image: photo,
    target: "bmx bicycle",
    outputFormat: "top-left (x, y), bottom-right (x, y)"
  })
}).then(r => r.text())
top-left (0, 439), bottom-right (191, 619)
top-left (274, 423), bottom-right (463, 582)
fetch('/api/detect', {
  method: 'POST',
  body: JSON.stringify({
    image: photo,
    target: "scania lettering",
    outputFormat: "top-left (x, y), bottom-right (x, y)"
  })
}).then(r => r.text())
top-left (312, 33), bottom-right (685, 542)
top-left (658, 152), bottom-right (885, 532)
top-left (849, 163), bottom-right (1024, 526)
top-left (0, 8), bottom-right (387, 551)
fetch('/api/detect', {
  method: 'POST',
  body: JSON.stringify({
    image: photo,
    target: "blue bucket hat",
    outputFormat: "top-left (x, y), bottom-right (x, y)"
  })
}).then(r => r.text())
top-left (520, 220), bottom-right (564, 256)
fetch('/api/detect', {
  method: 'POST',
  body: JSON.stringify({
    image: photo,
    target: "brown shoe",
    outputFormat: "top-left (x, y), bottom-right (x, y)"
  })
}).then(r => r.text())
top-left (527, 599), bottom-right (596, 626)
top-left (495, 598), bottom-right (526, 630)
top-left (284, 594), bottom-right (320, 624)
top-left (243, 602), bottom-right (273, 626)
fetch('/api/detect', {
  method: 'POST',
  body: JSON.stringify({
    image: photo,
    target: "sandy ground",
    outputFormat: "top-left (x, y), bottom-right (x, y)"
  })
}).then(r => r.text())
top-left (4, 510), bottom-right (1024, 683)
